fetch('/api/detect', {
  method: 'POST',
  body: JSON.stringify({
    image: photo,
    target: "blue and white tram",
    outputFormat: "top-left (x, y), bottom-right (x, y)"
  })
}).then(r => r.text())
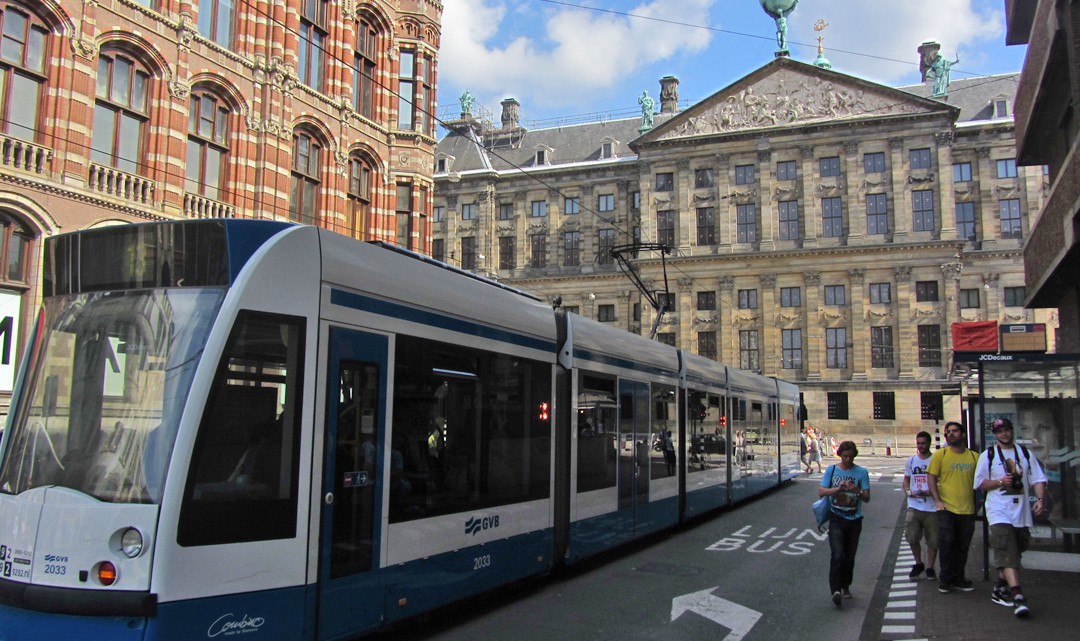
top-left (0, 220), bottom-right (800, 640)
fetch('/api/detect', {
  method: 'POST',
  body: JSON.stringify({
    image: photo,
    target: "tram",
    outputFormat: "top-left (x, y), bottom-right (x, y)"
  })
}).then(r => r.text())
top-left (0, 220), bottom-right (800, 640)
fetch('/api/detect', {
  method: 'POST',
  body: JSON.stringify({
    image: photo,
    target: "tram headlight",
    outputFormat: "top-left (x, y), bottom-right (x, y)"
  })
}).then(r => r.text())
top-left (120, 527), bottom-right (144, 558)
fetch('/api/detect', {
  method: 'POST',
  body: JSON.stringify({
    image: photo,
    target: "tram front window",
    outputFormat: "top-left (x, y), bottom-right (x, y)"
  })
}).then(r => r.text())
top-left (0, 288), bottom-right (225, 503)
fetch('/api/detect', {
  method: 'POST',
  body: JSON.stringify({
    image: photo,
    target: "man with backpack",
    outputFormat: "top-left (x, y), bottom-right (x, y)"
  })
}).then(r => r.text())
top-left (974, 418), bottom-right (1048, 618)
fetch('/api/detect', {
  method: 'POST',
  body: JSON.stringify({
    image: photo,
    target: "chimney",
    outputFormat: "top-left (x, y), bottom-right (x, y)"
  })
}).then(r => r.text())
top-left (917, 41), bottom-right (941, 83)
top-left (500, 98), bottom-right (521, 129)
top-left (659, 76), bottom-right (680, 114)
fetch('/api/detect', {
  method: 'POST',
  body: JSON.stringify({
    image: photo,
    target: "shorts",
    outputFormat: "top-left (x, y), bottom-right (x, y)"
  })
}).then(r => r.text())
top-left (990, 523), bottom-right (1030, 569)
top-left (809, 451), bottom-right (822, 462)
top-left (904, 508), bottom-right (939, 548)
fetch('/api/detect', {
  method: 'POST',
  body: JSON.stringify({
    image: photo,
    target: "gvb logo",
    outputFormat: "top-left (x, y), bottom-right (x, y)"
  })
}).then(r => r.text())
top-left (464, 515), bottom-right (500, 536)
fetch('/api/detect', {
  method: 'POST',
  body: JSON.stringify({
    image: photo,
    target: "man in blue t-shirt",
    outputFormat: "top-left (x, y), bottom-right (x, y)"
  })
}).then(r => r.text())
top-left (819, 440), bottom-right (871, 608)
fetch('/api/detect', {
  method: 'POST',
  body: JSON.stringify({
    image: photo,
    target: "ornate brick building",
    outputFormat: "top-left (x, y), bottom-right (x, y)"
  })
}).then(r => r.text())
top-left (433, 56), bottom-right (1056, 441)
top-left (0, 0), bottom-right (441, 413)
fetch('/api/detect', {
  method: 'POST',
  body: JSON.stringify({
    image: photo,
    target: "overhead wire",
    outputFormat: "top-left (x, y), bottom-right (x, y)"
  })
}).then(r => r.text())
top-left (18, 0), bottom-right (1021, 309)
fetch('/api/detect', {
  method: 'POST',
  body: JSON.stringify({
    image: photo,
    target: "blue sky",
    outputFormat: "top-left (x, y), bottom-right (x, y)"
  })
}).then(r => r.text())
top-left (436, 0), bottom-right (1026, 133)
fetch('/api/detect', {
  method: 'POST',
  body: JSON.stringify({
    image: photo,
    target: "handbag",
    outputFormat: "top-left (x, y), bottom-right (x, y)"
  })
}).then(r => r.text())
top-left (812, 466), bottom-right (835, 531)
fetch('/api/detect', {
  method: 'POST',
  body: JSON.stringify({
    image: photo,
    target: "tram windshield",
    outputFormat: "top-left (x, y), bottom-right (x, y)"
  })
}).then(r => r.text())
top-left (0, 287), bottom-right (225, 503)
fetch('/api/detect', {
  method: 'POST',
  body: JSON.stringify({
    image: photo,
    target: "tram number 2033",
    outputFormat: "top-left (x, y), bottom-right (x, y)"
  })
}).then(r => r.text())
top-left (473, 554), bottom-right (492, 571)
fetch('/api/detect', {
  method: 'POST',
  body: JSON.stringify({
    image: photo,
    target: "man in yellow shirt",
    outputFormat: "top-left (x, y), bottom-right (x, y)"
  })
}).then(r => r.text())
top-left (928, 421), bottom-right (980, 593)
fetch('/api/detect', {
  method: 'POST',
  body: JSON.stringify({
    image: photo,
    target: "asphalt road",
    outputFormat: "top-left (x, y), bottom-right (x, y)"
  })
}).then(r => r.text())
top-left (374, 457), bottom-right (908, 641)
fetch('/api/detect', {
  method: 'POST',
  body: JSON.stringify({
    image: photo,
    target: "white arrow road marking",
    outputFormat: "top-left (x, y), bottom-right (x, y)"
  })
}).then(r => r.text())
top-left (670, 587), bottom-right (762, 641)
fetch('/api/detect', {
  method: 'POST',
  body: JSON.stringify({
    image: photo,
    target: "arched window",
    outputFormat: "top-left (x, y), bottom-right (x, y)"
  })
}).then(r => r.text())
top-left (186, 89), bottom-right (231, 201)
top-left (91, 49), bottom-right (151, 175)
top-left (0, 5), bottom-right (47, 142)
top-left (197, 0), bottom-right (234, 48)
top-left (290, 130), bottom-right (322, 225)
top-left (347, 153), bottom-right (375, 239)
top-left (0, 210), bottom-right (31, 285)
top-left (353, 15), bottom-right (379, 119)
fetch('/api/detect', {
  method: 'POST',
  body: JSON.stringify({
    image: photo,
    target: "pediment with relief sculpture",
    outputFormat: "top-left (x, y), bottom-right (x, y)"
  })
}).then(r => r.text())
top-left (645, 57), bottom-right (957, 144)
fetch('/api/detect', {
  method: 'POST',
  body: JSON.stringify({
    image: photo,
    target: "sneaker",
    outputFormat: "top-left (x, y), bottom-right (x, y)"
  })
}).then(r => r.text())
top-left (908, 562), bottom-right (925, 579)
top-left (1013, 595), bottom-right (1030, 618)
top-left (925, 568), bottom-right (937, 581)
top-left (832, 590), bottom-right (842, 608)
top-left (841, 588), bottom-right (852, 599)
top-left (954, 578), bottom-right (975, 592)
top-left (938, 581), bottom-right (953, 594)
top-left (991, 586), bottom-right (1014, 607)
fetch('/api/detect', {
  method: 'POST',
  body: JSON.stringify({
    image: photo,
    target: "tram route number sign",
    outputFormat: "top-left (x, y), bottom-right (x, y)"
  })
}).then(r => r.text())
top-left (0, 290), bottom-right (20, 393)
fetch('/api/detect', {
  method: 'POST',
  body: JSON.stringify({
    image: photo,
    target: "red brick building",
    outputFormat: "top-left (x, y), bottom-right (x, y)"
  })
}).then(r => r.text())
top-left (0, 0), bottom-right (441, 412)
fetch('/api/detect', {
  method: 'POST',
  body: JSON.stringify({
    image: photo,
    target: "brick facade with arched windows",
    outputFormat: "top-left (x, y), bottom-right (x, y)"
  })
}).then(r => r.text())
top-left (0, 0), bottom-right (441, 416)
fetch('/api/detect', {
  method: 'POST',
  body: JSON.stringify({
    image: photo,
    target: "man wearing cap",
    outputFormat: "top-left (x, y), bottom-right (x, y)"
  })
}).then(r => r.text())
top-left (928, 421), bottom-right (979, 594)
top-left (974, 418), bottom-right (1048, 618)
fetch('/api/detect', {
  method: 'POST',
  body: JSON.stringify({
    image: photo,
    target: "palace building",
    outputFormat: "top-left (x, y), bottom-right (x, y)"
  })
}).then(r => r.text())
top-left (433, 55), bottom-right (1057, 440)
top-left (0, 0), bottom-right (441, 415)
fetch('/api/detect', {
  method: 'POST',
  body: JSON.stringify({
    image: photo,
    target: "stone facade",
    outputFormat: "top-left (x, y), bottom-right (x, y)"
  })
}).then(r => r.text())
top-left (433, 57), bottom-right (1057, 443)
top-left (0, 0), bottom-right (441, 415)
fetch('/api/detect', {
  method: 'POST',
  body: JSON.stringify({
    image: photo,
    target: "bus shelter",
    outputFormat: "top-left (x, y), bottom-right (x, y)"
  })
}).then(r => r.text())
top-left (953, 353), bottom-right (1080, 560)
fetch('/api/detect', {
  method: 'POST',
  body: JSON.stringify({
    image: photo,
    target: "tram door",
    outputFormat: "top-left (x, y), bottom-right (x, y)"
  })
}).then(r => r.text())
top-left (617, 379), bottom-right (650, 533)
top-left (317, 328), bottom-right (388, 640)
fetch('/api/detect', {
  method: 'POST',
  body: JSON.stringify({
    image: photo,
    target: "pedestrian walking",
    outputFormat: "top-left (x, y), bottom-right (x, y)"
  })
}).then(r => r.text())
top-left (807, 430), bottom-right (823, 474)
top-left (800, 427), bottom-right (809, 473)
top-left (819, 440), bottom-right (870, 608)
top-left (903, 431), bottom-right (937, 580)
top-left (928, 421), bottom-right (979, 594)
top-left (974, 418), bottom-right (1048, 618)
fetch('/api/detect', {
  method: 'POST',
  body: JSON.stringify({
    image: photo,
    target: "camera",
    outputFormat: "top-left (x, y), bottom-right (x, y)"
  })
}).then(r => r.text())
top-left (1010, 475), bottom-right (1024, 490)
top-left (1005, 459), bottom-right (1024, 489)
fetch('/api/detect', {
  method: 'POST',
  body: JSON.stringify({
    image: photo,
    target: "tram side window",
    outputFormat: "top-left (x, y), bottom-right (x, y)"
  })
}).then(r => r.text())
top-left (179, 311), bottom-right (305, 546)
top-left (388, 335), bottom-right (551, 523)
top-left (576, 374), bottom-right (617, 493)
top-left (687, 391), bottom-right (726, 473)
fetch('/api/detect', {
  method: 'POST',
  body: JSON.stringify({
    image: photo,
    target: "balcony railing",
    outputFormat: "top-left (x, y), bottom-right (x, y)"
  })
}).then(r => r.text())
top-left (0, 134), bottom-right (51, 175)
top-left (184, 192), bottom-right (236, 218)
top-left (88, 163), bottom-right (155, 206)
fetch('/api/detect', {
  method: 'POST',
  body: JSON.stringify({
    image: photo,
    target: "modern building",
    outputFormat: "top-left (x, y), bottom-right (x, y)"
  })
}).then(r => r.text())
top-left (0, 0), bottom-right (441, 415)
top-left (1005, 0), bottom-right (1080, 353)
top-left (433, 55), bottom-right (1057, 442)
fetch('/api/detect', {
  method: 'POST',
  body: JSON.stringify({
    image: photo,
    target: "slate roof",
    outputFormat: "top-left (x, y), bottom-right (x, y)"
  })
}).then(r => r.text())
top-left (436, 65), bottom-right (1020, 175)
top-left (898, 73), bottom-right (1020, 124)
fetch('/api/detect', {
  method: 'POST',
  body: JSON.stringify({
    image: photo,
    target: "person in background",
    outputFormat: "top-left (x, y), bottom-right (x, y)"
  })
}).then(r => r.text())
top-left (904, 431), bottom-right (938, 580)
top-left (974, 418), bottom-right (1048, 618)
top-left (928, 421), bottom-right (979, 594)
top-left (819, 440), bottom-right (871, 608)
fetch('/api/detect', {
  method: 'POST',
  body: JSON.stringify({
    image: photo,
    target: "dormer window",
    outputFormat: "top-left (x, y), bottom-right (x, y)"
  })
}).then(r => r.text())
top-left (435, 154), bottom-right (454, 174)
top-left (994, 98), bottom-right (1009, 119)
top-left (535, 149), bottom-right (547, 165)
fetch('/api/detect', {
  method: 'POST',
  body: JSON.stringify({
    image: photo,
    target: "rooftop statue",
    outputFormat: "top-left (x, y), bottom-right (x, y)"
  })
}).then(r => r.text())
top-left (759, 0), bottom-right (800, 54)
top-left (460, 89), bottom-right (475, 116)
top-left (928, 53), bottom-right (958, 97)
top-left (638, 90), bottom-right (656, 132)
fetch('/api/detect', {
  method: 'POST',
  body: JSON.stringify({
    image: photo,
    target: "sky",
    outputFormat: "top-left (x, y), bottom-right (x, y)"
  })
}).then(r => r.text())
top-left (435, 0), bottom-right (1026, 134)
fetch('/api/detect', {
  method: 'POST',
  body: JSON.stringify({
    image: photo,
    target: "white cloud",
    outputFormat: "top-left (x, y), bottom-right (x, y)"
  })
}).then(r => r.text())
top-left (791, 0), bottom-right (1004, 84)
top-left (439, 0), bottom-right (717, 115)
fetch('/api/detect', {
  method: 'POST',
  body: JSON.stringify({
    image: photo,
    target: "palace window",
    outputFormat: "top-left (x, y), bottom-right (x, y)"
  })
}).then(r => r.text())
top-left (91, 50), bottom-right (150, 174)
top-left (186, 90), bottom-right (230, 202)
top-left (289, 130), bottom-right (322, 224)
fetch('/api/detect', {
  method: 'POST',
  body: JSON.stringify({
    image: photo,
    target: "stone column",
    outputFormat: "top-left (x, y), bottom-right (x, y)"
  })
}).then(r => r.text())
top-left (760, 273), bottom-right (778, 376)
top-left (757, 147), bottom-right (773, 251)
top-left (804, 272), bottom-right (822, 380)
top-left (848, 269), bottom-right (868, 380)
top-left (800, 145), bottom-right (819, 246)
top-left (936, 131), bottom-right (957, 239)
top-left (718, 276), bottom-right (735, 364)
top-left (894, 266), bottom-right (916, 380)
